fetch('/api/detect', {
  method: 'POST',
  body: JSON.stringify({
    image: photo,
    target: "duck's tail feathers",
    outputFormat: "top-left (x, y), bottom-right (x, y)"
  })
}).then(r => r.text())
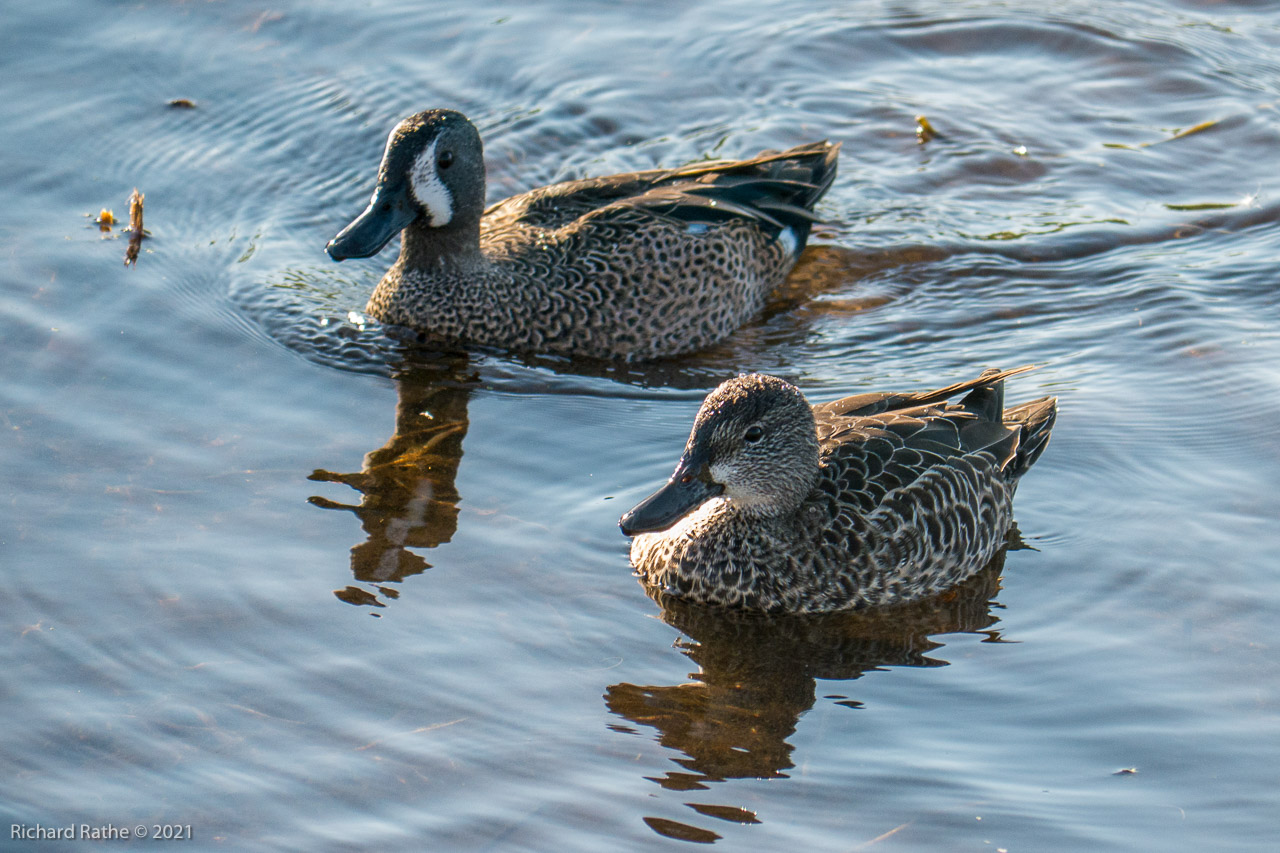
top-left (671, 141), bottom-right (839, 199)
top-left (914, 364), bottom-right (1038, 412)
top-left (771, 140), bottom-right (841, 211)
top-left (645, 140), bottom-right (840, 238)
top-left (1004, 396), bottom-right (1058, 480)
top-left (819, 365), bottom-right (1037, 421)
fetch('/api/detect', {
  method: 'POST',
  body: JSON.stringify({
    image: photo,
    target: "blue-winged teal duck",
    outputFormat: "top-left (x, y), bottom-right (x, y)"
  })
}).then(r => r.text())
top-left (326, 109), bottom-right (839, 360)
top-left (620, 367), bottom-right (1057, 613)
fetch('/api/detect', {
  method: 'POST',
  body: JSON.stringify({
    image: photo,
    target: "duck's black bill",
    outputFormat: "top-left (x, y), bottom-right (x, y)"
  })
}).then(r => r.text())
top-left (325, 186), bottom-right (417, 261)
top-left (619, 462), bottom-right (723, 536)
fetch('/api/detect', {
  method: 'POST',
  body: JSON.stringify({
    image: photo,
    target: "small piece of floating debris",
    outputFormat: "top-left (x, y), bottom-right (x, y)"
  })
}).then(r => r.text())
top-left (124, 188), bottom-right (144, 267)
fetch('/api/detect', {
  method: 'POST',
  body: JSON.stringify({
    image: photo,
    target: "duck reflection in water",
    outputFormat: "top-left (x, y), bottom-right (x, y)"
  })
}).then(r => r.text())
top-left (308, 357), bottom-right (474, 608)
top-left (606, 539), bottom-right (1019, 843)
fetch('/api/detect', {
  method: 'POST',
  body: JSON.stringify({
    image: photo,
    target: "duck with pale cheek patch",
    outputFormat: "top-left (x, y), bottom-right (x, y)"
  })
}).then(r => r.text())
top-left (620, 367), bottom-right (1057, 613)
top-left (326, 109), bottom-right (839, 360)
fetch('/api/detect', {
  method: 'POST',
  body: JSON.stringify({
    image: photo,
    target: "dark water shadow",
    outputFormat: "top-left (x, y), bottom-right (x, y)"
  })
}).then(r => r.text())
top-left (607, 541), bottom-right (1019, 842)
top-left (308, 353), bottom-right (477, 608)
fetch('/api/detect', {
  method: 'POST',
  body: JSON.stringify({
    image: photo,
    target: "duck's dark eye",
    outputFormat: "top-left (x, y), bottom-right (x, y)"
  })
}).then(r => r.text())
top-left (744, 425), bottom-right (764, 443)
top-left (438, 150), bottom-right (454, 169)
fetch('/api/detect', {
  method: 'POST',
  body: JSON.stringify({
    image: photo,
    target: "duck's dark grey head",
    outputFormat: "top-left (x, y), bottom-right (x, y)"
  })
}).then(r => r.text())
top-left (620, 374), bottom-right (821, 536)
top-left (326, 109), bottom-right (486, 261)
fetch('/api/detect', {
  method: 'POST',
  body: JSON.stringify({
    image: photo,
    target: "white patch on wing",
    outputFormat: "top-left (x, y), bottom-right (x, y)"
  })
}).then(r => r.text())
top-left (776, 225), bottom-right (798, 258)
top-left (409, 137), bottom-right (453, 227)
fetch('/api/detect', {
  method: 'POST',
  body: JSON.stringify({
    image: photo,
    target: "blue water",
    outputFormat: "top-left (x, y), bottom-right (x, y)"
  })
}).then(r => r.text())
top-left (3, 0), bottom-right (1279, 849)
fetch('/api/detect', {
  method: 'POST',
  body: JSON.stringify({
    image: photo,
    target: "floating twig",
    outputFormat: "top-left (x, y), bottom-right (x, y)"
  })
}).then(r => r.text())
top-left (1104, 118), bottom-right (1221, 150)
top-left (1167, 119), bottom-right (1218, 142)
top-left (124, 188), bottom-right (144, 267)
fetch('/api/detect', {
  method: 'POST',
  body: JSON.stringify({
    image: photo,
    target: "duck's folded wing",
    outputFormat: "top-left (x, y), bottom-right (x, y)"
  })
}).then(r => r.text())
top-left (625, 143), bottom-right (839, 235)
top-left (816, 408), bottom-right (1020, 516)
top-left (487, 141), bottom-right (839, 236)
top-left (814, 366), bottom-right (1038, 423)
top-left (813, 368), bottom-right (1053, 514)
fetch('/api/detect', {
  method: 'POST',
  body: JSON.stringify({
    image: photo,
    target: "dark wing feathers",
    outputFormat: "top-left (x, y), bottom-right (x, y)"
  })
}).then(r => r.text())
top-left (754, 197), bottom-right (826, 224)
top-left (814, 391), bottom-right (906, 420)
top-left (494, 140), bottom-right (839, 235)
top-left (818, 365), bottom-right (1037, 422)
top-left (814, 368), bottom-right (1057, 508)
top-left (627, 186), bottom-right (790, 230)
top-left (959, 419), bottom-right (1019, 468)
top-left (627, 142), bottom-right (838, 234)
top-left (660, 141), bottom-right (838, 186)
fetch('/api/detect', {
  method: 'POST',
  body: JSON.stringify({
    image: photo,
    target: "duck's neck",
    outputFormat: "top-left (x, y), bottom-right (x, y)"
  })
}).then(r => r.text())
top-left (396, 217), bottom-right (485, 274)
top-left (728, 485), bottom-right (820, 525)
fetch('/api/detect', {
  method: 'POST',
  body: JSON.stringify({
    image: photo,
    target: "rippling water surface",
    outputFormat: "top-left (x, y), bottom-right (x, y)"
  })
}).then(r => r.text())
top-left (4, 1), bottom-right (1280, 849)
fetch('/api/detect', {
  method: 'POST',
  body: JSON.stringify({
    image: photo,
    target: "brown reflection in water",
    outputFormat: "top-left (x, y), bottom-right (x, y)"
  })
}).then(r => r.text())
top-left (776, 242), bottom-right (948, 306)
top-left (608, 541), bottom-right (1019, 842)
top-left (309, 358), bottom-right (474, 607)
top-left (760, 242), bottom-right (949, 324)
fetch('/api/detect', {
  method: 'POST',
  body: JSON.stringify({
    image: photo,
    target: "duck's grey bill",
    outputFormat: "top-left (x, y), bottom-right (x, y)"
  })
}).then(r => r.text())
top-left (326, 189), bottom-right (417, 260)
top-left (619, 464), bottom-right (723, 536)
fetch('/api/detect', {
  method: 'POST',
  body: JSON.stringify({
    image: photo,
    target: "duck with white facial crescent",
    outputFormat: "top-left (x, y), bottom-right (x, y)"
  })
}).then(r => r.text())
top-left (327, 109), bottom-right (840, 360)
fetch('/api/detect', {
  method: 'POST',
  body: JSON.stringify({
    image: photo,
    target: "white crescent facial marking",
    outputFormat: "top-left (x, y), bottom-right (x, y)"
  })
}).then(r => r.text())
top-left (409, 136), bottom-right (453, 228)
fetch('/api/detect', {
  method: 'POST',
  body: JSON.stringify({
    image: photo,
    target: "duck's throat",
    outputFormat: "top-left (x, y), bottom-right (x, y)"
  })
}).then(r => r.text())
top-left (365, 218), bottom-right (491, 334)
top-left (396, 219), bottom-right (484, 273)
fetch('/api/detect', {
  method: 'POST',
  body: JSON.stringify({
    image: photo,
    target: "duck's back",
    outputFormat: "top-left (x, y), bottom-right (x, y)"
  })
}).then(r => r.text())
top-left (812, 367), bottom-right (1057, 493)
top-left (486, 141), bottom-right (838, 233)
top-left (799, 370), bottom-right (1057, 607)
top-left (465, 143), bottom-right (840, 359)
